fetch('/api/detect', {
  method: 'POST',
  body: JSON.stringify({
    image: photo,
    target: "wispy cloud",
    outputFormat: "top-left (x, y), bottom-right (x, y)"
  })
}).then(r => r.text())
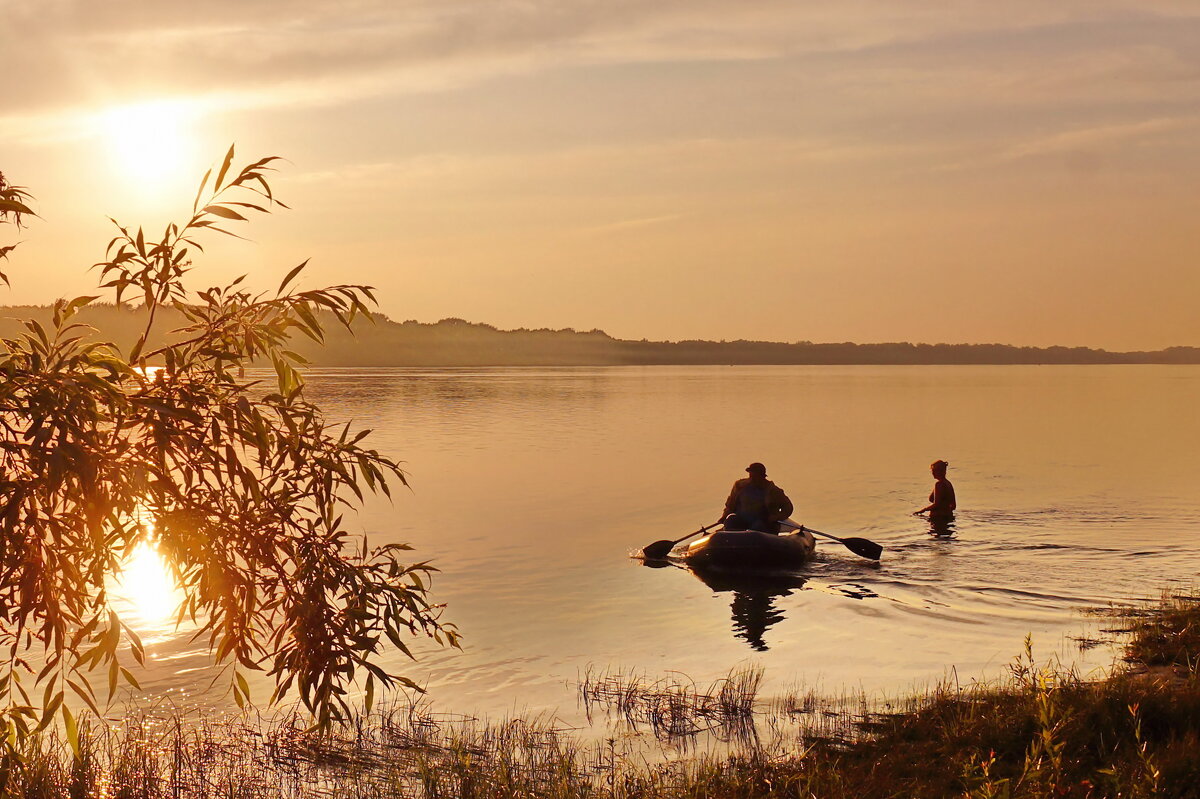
top-left (4, 1), bottom-right (1198, 124)
top-left (999, 116), bottom-right (1199, 162)
top-left (577, 213), bottom-right (685, 235)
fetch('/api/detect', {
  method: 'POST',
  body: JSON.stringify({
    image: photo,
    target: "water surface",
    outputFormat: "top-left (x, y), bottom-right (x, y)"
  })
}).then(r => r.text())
top-left (120, 366), bottom-right (1200, 721)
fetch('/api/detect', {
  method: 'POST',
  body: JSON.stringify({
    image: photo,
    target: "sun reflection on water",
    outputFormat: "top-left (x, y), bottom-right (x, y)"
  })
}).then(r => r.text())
top-left (111, 541), bottom-right (183, 631)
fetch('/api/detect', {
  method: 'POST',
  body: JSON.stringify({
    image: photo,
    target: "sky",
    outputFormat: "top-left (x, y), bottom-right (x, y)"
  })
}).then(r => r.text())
top-left (1, 1), bottom-right (1198, 350)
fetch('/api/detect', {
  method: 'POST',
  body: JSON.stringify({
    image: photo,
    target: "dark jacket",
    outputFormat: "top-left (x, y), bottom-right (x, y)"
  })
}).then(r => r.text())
top-left (723, 478), bottom-right (794, 523)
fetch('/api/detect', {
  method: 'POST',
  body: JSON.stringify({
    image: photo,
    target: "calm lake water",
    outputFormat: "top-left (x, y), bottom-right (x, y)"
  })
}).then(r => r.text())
top-left (117, 365), bottom-right (1200, 723)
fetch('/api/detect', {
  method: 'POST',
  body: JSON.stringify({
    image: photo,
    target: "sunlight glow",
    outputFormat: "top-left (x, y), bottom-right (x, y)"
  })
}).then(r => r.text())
top-left (113, 542), bottom-right (182, 626)
top-left (100, 100), bottom-right (199, 191)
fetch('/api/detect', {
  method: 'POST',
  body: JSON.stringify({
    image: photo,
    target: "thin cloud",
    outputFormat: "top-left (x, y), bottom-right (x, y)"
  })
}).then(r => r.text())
top-left (5, 0), bottom-right (1198, 121)
top-left (577, 213), bottom-right (685, 235)
top-left (999, 116), bottom-right (1199, 162)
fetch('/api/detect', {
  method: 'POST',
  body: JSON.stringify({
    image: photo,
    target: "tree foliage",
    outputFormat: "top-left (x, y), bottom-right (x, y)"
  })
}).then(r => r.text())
top-left (0, 148), bottom-right (459, 748)
top-left (0, 171), bottom-right (34, 286)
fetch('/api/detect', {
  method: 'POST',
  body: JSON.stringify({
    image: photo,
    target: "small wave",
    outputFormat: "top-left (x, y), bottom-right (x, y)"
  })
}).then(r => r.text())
top-left (1002, 543), bottom-right (1129, 553)
top-left (958, 585), bottom-right (1099, 604)
top-left (821, 583), bottom-right (879, 600)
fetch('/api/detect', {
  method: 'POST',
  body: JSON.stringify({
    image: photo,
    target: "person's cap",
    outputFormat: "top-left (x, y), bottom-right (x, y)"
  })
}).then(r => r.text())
top-left (746, 462), bottom-right (767, 474)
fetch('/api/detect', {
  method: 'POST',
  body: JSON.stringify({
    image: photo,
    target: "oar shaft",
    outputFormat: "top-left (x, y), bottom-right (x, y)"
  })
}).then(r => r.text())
top-left (803, 527), bottom-right (844, 543)
top-left (673, 522), bottom-right (719, 546)
top-left (779, 520), bottom-right (838, 541)
top-left (786, 522), bottom-right (882, 561)
top-left (641, 522), bottom-right (721, 559)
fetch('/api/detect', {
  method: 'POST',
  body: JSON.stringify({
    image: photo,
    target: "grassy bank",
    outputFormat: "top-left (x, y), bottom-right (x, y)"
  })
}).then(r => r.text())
top-left (2, 593), bottom-right (1198, 798)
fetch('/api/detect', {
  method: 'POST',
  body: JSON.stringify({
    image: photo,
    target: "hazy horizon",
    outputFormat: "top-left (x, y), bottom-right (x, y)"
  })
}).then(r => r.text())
top-left (3, 2), bottom-right (1198, 350)
top-left (4, 302), bottom-right (1199, 358)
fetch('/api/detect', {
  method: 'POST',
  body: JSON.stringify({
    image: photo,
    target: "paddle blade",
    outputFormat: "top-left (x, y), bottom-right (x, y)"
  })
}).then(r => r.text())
top-left (842, 537), bottom-right (883, 560)
top-left (642, 540), bottom-right (675, 559)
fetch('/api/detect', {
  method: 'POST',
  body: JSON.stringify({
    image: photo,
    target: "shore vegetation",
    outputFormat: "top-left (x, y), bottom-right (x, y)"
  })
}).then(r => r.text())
top-left (0, 593), bottom-right (1195, 797)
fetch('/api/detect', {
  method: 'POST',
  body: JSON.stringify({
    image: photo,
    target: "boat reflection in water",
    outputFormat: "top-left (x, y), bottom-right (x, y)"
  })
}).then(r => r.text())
top-left (689, 567), bottom-right (809, 652)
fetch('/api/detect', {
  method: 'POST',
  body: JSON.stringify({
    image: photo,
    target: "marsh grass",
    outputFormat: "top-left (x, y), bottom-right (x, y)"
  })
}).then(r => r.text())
top-left (1116, 593), bottom-right (1200, 674)
top-left (2, 592), bottom-right (1199, 797)
top-left (578, 665), bottom-right (762, 745)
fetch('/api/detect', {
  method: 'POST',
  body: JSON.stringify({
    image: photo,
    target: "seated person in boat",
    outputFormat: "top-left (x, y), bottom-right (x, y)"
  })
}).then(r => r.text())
top-left (719, 462), bottom-right (794, 533)
top-left (914, 459), bottom-right (956, 518)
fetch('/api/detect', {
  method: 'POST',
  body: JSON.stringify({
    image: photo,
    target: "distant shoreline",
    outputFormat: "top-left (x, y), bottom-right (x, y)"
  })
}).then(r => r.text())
top-left (3, 305), bottom-right (1198, 366)
top-left (289, 362), bottom-right (1198, 369)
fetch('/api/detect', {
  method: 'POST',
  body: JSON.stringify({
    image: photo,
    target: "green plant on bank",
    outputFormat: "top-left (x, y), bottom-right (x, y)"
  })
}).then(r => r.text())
top-left (0, 148), bottom-right (459, 753)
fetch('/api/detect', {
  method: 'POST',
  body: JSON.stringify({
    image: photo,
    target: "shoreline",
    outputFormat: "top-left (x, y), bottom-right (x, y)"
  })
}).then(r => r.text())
top-left (9, 591), bottom-right (1199, 797)
top-left (3, 306), bottom-right (1198, 367)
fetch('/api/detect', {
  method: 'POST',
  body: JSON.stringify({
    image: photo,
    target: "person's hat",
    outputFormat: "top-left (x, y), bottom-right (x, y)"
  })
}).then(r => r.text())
top-left (746, 462), bottom-right (767, 474)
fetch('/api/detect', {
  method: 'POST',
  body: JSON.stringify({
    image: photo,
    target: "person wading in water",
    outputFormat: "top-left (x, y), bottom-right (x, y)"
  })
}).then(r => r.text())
top-left (914, 459), bottom-right (956, 519)
top-left (718, 462), bottom-right (794, 534)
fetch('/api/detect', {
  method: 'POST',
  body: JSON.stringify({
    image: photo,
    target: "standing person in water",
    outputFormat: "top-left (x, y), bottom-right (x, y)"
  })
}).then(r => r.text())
top-left (915, 459), bottom-right (956, 518)
top-left (719, 462), bottom-right (794, 533)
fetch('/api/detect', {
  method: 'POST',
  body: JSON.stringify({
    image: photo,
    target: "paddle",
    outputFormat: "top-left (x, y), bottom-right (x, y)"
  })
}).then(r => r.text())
top-left (779, 520), bottom-right (883, 561)
top-left (642, 522), bottom-right (721, 560)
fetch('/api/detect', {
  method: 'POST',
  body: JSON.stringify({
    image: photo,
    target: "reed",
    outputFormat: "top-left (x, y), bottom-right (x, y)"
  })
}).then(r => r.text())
top-left (1, 592), bottom-right (1198, 798)
top-left (578, 664), bottom-right (761, 745)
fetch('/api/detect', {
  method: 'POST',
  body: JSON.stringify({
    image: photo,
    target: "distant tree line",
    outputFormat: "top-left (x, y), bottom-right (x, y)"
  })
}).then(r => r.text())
top-left (0, 306), bottom-right (1195, 367)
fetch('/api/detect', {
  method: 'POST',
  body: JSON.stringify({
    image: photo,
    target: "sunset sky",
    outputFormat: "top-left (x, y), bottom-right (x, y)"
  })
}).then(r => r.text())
top-left (2, 1), bottom-right (1198, 349)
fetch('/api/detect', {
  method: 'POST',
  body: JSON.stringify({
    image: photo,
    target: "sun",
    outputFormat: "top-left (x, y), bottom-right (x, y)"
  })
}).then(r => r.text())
top-left (100, 99), bottom-right (199, 191)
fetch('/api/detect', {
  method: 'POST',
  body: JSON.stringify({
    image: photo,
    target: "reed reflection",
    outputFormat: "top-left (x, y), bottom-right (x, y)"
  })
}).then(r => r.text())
top-left (689, 568), bottom-right (808, 652)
